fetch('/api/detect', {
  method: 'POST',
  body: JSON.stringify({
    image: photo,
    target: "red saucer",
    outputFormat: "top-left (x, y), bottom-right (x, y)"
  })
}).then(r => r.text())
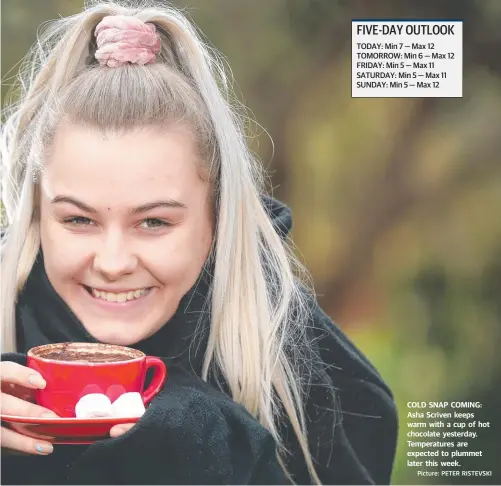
top-left (1, 414), bottom-right (140, 444)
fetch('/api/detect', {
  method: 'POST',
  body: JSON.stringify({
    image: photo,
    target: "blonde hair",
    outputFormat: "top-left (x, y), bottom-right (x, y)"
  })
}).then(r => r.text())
top-left (1, 1), bottom-right (324, 482)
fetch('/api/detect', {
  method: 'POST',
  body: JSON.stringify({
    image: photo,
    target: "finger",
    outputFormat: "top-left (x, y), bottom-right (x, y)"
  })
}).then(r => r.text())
top-left (1, 383), bottom-right (36, 402)
top-left (0, 426), bottom-right (54, 455)
top-left (109, 423), bottom-right (135, 438)
top-left (0, 362), bottom-right (46, 389)
top-left (6, 426), bottom-right (55, 441)
top-left (1, 393), bottom-right (58, 418)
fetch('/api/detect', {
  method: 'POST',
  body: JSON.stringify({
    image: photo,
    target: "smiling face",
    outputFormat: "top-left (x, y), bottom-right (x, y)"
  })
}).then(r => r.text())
top-left (39, 122), bottom-right (214, 345)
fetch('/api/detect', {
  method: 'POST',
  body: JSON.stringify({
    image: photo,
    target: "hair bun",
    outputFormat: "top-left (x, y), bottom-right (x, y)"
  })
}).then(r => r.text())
top-left (94, 15), bottom-right (161, 67)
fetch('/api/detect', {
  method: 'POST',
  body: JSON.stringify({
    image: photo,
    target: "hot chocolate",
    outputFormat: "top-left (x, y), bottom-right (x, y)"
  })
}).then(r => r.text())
top-left (28, 342), bottom-right (166, 417)
top-left (40, 350), bottom-right (134, 363)
top-left (30, 342), bottom-right (143, 363)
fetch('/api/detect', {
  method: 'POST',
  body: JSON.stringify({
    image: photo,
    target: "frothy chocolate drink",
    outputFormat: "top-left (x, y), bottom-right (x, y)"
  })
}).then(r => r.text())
top-left (40, 351), bottom-right (134, 363)
top-left (29, 342), bottom-right (143, 363)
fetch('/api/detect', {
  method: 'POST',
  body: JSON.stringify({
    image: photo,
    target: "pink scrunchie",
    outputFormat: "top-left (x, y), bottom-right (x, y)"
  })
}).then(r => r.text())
top-left (94, 15), bottom-right (161, 67)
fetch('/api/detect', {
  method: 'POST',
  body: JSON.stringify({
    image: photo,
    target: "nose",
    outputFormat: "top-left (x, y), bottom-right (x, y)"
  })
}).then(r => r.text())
top-left (92, 231), bottom-right (138, 280)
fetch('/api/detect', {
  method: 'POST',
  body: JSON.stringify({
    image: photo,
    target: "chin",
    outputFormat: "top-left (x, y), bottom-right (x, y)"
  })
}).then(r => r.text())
top-left (82, 323), bottom-right (150, 347)
top-left (100, 335), bottom-right (139, 347)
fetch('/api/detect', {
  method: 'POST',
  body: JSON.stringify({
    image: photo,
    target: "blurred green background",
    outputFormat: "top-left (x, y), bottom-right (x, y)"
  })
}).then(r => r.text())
top-left (2, 1), bottom-right (500, 484)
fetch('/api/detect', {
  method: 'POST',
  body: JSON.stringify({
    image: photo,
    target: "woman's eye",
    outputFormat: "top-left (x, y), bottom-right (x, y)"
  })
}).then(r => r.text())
top-left (139, 218), bottom-right (171, 230)
top-left (63, 216), bottom-right (94, 226)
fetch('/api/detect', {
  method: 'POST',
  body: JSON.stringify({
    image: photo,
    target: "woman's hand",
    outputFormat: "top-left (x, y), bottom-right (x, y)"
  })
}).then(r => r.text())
top-left (109, 422), bottom-right (135, 437)
top-left (1, 361), bottom-right (59, 455)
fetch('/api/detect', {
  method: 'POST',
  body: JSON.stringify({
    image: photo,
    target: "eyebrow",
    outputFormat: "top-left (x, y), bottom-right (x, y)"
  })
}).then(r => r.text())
top-left (51, 196), bottom-right (187, 214)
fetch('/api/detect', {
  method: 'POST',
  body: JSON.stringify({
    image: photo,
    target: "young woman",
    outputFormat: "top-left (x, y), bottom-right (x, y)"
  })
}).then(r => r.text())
top-left (0, 1), bottom-right (398, 484)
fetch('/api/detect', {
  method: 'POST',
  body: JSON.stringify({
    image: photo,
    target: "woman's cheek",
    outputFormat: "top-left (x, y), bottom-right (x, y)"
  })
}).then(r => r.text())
top-left (143, 245), bottom-right (195, 285)
top-left (145, 255), bottom-right (184, 282)
top-left (42, 223), bottom-right (94, 272)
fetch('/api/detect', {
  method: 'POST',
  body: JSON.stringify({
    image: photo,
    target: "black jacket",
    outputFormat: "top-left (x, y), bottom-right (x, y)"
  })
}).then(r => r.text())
top-left (1, 196), bottom-right (398, 484)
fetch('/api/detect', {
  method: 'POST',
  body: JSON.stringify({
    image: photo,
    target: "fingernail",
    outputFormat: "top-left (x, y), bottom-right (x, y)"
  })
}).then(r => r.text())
top-left (35, 443), bottom-right (53, 454)
top-left (28, 374), bottom-right (46, 389)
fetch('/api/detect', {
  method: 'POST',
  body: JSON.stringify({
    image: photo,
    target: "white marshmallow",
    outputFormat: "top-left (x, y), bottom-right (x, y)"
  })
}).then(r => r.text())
top-left (111, 392), bottom-right (146, 418)
top-left (75, 393), bottom-right (113, 419)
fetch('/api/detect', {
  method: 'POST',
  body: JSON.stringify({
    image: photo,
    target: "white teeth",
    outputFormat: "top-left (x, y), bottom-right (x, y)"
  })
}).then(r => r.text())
top-left (90, 287), bottom-right (149, 302)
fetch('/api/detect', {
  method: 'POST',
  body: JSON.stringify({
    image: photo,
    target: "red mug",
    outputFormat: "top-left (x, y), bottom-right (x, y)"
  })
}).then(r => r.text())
top-left (27, 342), bottom-right (167, 418)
